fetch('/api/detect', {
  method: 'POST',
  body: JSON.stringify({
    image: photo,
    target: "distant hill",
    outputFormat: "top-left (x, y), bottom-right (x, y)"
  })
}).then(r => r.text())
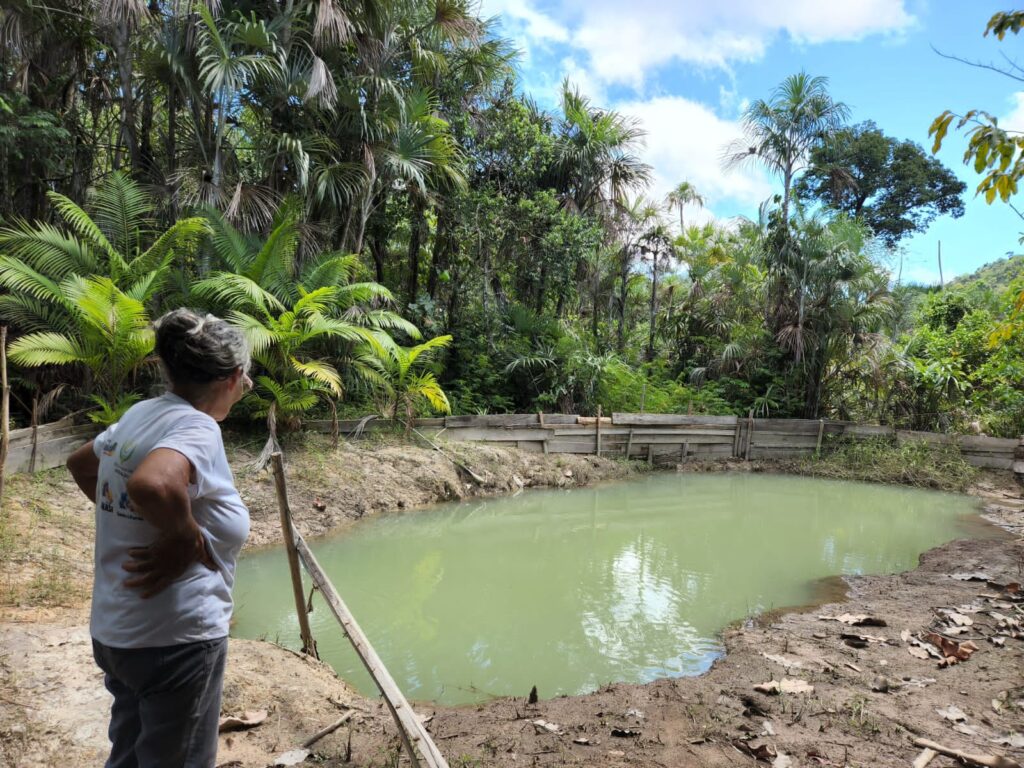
top-left (949, 254), bottom-right (1024, 294)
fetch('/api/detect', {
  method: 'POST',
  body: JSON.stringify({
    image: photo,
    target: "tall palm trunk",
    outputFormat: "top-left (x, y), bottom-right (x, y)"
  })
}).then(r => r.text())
top-left (112, 22), bottom-right (140, 173)
top-left (406, 193), bottom-right (426, 304)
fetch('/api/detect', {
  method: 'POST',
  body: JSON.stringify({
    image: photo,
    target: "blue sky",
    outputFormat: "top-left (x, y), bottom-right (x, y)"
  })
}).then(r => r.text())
top-left (479, 0), bottom-right (1024, 284)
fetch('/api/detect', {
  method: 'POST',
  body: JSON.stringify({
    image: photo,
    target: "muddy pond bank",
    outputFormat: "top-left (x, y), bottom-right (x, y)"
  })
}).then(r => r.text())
top-left (1, 437), bottom-right (1022, 768)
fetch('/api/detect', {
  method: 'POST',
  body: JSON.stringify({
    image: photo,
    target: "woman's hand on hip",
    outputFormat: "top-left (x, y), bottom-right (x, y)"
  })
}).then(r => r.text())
top-left (122, 528), bottom-right (218, 598)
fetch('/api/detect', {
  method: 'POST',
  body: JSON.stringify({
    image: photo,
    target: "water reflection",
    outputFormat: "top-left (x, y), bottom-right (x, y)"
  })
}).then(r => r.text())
top-left (232, 473), bottom-right (982, 705)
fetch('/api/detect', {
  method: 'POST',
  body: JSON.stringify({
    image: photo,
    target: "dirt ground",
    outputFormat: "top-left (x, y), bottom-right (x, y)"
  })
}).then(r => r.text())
top-left (1, 436), bottom-right (1022, 768)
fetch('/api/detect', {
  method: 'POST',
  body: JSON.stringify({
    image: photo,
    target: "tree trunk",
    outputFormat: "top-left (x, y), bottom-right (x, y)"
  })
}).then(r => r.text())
top-left (405, 193), bottom-right (426, 305)
top-left (427, 207), bottom-right (451, 300)
top-left (616, 246), bottom-right (629, 354)
top-left (112, 22), bottom-right (140, 174)
top-left (647, 254), bottom-right (659, 362)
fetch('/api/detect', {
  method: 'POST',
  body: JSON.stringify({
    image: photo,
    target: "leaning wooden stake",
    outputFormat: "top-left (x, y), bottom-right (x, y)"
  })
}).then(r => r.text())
top-left (271, 453), bottom-right (319, 659)
top-left (744, 410), bottom-right (754, 461)
top-left (0, 327), bottom-right (9, 506)
top-left (815, 418), bottom-right (825, 457)
top-left (595, 405), bottom-right (602, 457)
top-left (293, 533), bottom-right (448, 768)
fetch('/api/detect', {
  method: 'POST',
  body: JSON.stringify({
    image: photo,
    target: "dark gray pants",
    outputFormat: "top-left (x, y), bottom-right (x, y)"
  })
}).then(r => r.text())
top-left (92, 637), bottom-right (227, 768)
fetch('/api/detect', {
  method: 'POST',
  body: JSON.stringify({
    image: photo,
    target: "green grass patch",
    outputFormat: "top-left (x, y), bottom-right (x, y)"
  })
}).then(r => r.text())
top-left (800, 437), bottom-right (977, 493)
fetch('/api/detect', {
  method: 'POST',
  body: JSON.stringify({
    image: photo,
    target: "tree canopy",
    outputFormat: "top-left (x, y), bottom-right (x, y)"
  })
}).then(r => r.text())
top-left (798, 122), bottom-right (965, 246)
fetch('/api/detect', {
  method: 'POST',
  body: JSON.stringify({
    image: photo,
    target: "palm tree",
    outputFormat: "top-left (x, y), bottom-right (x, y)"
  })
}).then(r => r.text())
top-left (665, 182), bottom-right (704, 233)
top-left (0, 172), bottom-right (208, 334)
top-left (7, 276), bottom-right (155, 423)
top-left (192, 204), bottom-right (420, 460)
top-left (723, 72), bottom-right (849, 229)
top-left (377, 335), bottom-right (452, 433)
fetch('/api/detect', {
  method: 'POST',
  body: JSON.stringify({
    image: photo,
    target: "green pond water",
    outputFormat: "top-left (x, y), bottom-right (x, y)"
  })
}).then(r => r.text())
top-left (231, 472), bottom-right (985, 705)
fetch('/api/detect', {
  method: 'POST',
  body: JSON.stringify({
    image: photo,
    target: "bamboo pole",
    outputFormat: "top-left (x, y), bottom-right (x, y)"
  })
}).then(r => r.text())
top-left (595, 405), bottom-right (602, 457)
top-left (270, 453), bottom-right (319, 659)
top-left (293, 534), bottom-right (449, 768)
top-left (0, 327), bottom-right (9, 505)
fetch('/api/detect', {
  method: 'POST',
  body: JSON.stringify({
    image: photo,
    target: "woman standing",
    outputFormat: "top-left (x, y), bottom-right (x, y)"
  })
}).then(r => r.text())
top-left (67, 308), bottom-right (252, 768)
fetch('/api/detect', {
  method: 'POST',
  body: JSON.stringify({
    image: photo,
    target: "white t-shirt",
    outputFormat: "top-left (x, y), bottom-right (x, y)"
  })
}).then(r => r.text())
top-left (89, 393), bottom-right (250, 648)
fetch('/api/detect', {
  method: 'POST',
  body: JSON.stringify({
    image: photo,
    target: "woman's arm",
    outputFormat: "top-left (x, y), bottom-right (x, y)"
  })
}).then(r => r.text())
top-left (123, 448), bottom-right (216, 597)
top-left (67, 441), bottom-right (100, 502)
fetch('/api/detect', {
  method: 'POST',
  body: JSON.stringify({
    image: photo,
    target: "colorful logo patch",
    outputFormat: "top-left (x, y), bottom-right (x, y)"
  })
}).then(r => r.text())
top-left (101, 440), bottom-right (117, 457)
top-left (118, 440), bottom-right (137, 463)
top-left (100, 481), bottom-right (114, 513)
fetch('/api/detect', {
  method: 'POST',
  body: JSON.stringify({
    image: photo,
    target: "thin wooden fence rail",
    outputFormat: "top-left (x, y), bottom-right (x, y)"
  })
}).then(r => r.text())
top-left (5, 412), bottom-right (1021, 476)
top-left (270, 452), bottom-right (449, 768)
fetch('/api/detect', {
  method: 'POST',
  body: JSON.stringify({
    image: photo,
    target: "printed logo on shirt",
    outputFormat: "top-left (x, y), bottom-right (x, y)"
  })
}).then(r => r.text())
top-left (117, 490), bottom-right (142, 521)
top-left (100, 439), bottom-right (117, 457)
top-left (99, 481), bottom-right (114, 513)
top-left (118, 440), bottom-right (137, 463)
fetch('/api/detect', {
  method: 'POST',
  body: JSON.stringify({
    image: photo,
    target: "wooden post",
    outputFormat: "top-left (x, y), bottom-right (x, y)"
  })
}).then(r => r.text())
top-left (682, 441), bottom-right (688, 463)
top-left (270, 452), bottom-right (319, 660)
top-left (646, 444), bottom-right (653, 467)
top-left (732, 420), bottom-right (741, 458)
top-left (293, 534), bottom-right (449, 768)
top-left (538, 412), bottom-right (549, 454)
top-left (0, 327), bottom-right (9, 504)
top-left (625, 429), bottom-right (634, 459)
top-left (815, 418), bottom-right (825, 457)
top-left (595, 405), bottom-right (602, 457)
top-left (744, 410), bottom-right (754, 461)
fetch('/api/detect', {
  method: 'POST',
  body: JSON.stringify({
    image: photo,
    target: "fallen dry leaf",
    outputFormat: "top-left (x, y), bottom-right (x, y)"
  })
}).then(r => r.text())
top-left (991, 734), bottom-right (1024, 749)
top-left (954, 723), bottom-right (980, 736)
top-left (951, 572), bottom-right (993, 582)
top-left (924, 633), bottom-right (978, 664)
top-left (532, 719), bottom-right (562, 735)
top-left (908, 646), bottom-right (933, 660)
top-left (218, 710), bottom-right (268, 733)
top-left (773, 754), bottom-right (794, 768)
top-left (273, 749), bottom-right (312, 767)
top-left (946, 612), bottom-right (974, 627)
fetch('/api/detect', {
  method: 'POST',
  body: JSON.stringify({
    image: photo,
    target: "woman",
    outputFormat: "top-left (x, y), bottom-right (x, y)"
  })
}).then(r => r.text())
top-left (67, 308), bottom-right (252, 768)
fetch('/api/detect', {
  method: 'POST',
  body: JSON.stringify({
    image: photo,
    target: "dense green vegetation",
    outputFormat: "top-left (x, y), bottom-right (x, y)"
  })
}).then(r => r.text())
top-left (0, 1), bottom-right (1021, 438)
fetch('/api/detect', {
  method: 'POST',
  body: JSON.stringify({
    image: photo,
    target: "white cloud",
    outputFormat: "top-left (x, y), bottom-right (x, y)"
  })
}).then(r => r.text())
top-left (481, 0), bottom-right (568, 42)
top-left (618, 95), bottom-right (774, 216)
top-left (1001, 92), bottom-right (1024, 132)
top-left (520, 0), bottom-right (914, 89)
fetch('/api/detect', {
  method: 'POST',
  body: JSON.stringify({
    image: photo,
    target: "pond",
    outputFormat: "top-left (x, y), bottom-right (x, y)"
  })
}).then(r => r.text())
top-left (231, 472), bottom-right (986, 705)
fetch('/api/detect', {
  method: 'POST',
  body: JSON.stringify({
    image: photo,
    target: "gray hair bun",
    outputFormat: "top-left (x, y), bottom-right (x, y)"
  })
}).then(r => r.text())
top-left (155, 309), bottom-right (250, 386)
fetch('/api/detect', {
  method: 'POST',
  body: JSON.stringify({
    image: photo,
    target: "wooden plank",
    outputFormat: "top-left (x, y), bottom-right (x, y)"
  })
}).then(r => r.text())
top-left (547, 439), bottom-right (598, 454)
top-left (964, 455), bottom-right (1014, 470)
top-left (8, 415), bottom-right (75, 442)
top-left (538, 413), bottom-right (579, 425)
top-left (958, 435), bottom-right (1018, 451)
top-left (611, 413), bottom-right (738, 427)
top-left (5, 433), bottom-right (95, 473)
top-left (843, 424), bottom-right (894, 438)
top-left (617, 434), bottom-right (733, 445)
top-left (412, 418), bottom-right (446, 428)
top-left (750, 436), bottom-right (820, 449)
top-left (444, 427), bottom-right (552, 442)
top-left (8, 422), bottom-right (96, 447)
top-left (444, 414), bottom-right (538, 428)
top-left (551, 426), bottom-right (734, 437)
top-left (516, 441), bottom-right (544, 453)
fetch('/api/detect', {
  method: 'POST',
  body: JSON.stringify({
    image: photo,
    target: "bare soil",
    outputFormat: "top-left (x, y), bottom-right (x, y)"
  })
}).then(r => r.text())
top-left (1, 437), bottom-right (1022, 768)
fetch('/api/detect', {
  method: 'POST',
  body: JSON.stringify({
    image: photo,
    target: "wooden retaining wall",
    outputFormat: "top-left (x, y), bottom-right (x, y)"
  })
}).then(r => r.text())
top-left (5, 413), bottom-right (1019, 474)
top-left (5, 418), bottom-right (99, 474)
top-left (312, 413), bottom-right (1020, 471)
